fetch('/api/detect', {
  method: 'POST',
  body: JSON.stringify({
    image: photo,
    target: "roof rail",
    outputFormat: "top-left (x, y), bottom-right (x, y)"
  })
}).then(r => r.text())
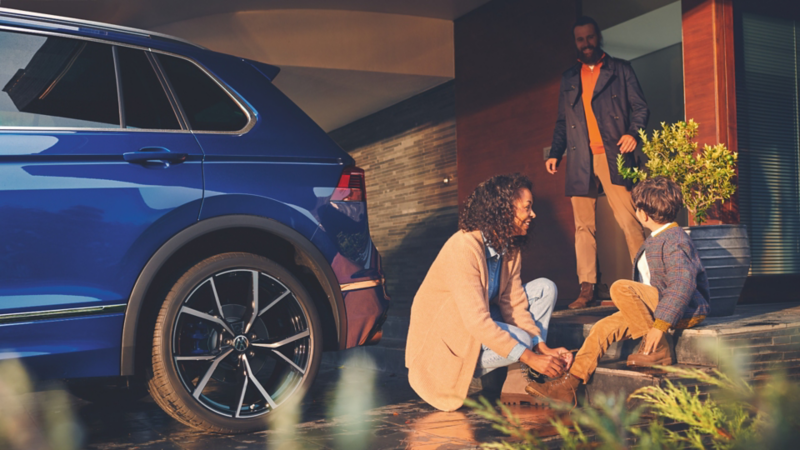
top-left (0, 7), bottom-right (205, 49)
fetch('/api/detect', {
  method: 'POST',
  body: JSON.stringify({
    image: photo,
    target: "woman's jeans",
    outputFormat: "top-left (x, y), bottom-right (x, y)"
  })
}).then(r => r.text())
top-left (474, 277), bottom-right (558, 377)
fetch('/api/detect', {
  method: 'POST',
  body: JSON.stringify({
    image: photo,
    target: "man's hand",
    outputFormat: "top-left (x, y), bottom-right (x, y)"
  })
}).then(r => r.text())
top-left (642, 328), bottom-right (664, 355)
top-left (545, 158), bottom-right (558, 174)
top-left (617, 134), bottom-right (637, 153)
top-left (520, 349), bottom-right (565, 378)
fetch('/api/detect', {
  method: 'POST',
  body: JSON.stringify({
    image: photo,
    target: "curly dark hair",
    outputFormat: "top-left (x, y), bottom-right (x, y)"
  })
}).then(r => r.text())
top-left (459, 173), bottom-right (533, 255)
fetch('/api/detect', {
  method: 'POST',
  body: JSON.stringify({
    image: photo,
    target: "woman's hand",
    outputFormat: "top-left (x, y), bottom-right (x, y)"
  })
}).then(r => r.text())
top-left (520, 349), bottom-right (565, 378)
top-left (535, 343), bottom-right (574, 370)
top-left (553, 347), bottom-right (574, 370)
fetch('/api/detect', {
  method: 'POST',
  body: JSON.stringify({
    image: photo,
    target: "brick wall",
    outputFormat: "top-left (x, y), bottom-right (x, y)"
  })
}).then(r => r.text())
top-left (328, 81), bottom-right (457, 311)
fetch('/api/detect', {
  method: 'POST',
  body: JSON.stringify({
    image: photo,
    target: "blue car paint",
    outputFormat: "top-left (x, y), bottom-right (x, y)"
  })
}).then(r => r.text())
top-left (0, 132), bottom-right (204, 314)
top-left (0, 313), bottom-right (124, 379)
top-left (0, 13), bottom-right (388, 380)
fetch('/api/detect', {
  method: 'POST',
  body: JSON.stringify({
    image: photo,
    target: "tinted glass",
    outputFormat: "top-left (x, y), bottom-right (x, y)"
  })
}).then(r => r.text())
top-left (157, 54), bottom-right (247, 131)
top-left (118, 46), bottom-right (180, 130)
top-left (0, 30), bottom-right (119, 128)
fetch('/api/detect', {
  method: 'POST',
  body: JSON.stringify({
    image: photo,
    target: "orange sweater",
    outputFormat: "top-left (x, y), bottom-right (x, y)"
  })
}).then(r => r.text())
top-left (581, 57), bottom-right (605, 154)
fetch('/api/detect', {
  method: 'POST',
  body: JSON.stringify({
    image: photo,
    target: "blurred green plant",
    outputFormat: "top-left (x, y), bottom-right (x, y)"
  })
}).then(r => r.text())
top-left (0, 359), bottom-right (82, 450)
top-left (465, 396), bottom-right (544, 449)
top-left (469, 363), bottom-right (800, 449)
top-left (615, 120), bottom-right (737, 224)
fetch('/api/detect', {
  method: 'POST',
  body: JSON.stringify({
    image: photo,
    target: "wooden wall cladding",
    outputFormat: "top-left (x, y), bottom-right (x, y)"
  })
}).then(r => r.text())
top-left (454, 0), bottom-right (581, 298)
top-left (682, 0), bottom-right (739, 224)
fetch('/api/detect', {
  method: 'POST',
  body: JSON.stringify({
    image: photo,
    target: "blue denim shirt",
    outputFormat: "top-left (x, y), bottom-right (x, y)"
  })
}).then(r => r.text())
top-left (483, 234), bottom-right (530, 361)
top-left (486, 243), bottom-right (502, 303)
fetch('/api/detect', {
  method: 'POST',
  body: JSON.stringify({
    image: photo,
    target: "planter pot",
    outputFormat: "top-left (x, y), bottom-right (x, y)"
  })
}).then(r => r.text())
top-left (683, 224), bottom-right (751, 317)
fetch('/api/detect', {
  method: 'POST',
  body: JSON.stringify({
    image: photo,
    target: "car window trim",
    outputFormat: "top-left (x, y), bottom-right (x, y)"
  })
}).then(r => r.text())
top-left (147, 51), bottom-right (190, 130)
top-left (111, 45), bottom-right (126, 128)
top-left (0, 24), bottom-right (255, 135)
top-left (151, 51), bottom-right (255, 135)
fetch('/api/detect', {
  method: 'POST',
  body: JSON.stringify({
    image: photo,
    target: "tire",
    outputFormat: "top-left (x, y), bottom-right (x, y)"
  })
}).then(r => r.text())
top-left (147, 252), bottom-right (322, 433)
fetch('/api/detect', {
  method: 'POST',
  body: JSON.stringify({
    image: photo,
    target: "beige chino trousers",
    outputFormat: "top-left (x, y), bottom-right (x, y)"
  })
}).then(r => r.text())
top-left (570, 153), bottom-right (645, 284)
top-left (569, 280), bottom-right (660, 382)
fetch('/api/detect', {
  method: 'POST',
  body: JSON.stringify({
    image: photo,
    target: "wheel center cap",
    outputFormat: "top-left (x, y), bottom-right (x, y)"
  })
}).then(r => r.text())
top-left (233, 335), bottom-right (249, 352)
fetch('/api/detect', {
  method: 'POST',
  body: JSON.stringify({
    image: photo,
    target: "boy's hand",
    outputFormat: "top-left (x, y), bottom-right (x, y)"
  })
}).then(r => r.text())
top-left (642, 328), bottom-right (664, 355)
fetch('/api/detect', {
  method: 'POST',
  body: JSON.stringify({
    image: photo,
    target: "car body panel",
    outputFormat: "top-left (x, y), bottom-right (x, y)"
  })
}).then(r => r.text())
top-left (0, 313), bottom-right (124, 378)
top-left (0, 9), bottom-right (389, 383)
top-left (0, 131), bottom-right (203, 368)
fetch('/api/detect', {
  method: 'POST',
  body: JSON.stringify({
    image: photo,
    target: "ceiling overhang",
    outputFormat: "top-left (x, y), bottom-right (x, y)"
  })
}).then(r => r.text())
top-left (4, 0), bottom-right (493, 131)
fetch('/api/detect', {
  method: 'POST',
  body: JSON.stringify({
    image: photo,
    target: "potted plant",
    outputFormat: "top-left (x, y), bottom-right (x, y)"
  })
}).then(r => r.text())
top-left (616, 120), bottom-right (750, 317)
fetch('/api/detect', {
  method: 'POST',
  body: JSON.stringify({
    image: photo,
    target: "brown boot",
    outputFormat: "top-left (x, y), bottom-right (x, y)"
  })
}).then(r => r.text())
top-left (627, 333), bottom-right (675, 367)
top-left (568, 282), bottom-right (595, 309)
top-left (524, 373), bottom-right (580, 406)
top-left (595, 282), bottom-right (611, 300)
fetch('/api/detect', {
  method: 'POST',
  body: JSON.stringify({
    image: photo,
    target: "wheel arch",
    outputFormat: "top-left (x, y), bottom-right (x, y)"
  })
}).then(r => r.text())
top-left (120, 215), bottom-right (346, 376)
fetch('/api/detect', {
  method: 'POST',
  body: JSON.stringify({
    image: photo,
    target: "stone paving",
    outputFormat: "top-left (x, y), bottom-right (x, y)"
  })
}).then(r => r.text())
top-left (5, 303), bottom-right (798, 449)
top-left (4, 363), bottom-right (562, 450)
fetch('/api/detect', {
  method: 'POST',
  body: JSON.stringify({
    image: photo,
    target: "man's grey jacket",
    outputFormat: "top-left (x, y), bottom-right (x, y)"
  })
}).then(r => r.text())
top-left (549, 54), bottom-right (649, 197)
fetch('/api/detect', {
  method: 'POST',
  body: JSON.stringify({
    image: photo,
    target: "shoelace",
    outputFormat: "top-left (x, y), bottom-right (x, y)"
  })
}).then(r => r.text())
top-left (636, 337), bottom-right (648, 354)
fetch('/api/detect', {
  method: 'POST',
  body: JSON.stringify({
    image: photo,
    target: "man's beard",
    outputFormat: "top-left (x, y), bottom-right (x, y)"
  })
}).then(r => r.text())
top-left (577, 45), bottom-right (603, 65)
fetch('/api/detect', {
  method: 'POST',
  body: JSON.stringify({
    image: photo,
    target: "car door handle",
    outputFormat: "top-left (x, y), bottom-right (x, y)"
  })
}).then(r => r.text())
top-left (123, 148), bottom-right (187, 164)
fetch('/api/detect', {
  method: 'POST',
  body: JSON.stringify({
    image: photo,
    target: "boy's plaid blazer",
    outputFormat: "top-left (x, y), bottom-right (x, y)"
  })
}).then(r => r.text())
top-left (632, 225), bottom-right (711, 329)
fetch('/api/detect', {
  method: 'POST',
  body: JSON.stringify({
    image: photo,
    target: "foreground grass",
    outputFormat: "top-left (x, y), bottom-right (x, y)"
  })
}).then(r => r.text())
top-left (467, 364), bottom-right (800, 449)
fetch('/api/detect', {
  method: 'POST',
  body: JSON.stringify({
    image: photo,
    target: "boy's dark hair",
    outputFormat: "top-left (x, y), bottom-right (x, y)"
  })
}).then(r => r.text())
top-left (459, 173), bottom-right (533, 255)
top-left (631, 177), bottom-right (683, 223)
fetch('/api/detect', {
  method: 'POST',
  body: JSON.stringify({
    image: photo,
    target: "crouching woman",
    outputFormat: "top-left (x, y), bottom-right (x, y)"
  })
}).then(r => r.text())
top-left (405, 174), bottom-right (573, 411)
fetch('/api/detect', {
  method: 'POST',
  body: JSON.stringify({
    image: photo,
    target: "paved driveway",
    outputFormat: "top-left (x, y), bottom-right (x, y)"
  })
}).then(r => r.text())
top-left (2, 361), bottom-right (561, 449)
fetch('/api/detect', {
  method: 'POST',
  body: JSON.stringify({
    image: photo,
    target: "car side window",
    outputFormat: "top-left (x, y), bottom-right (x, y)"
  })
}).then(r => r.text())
top-left (156, 54), bottom-right (248, 132)
top-left (117, 46), bottom-right (181, 130)
top-left (0, 30), bottom-right (119, 128)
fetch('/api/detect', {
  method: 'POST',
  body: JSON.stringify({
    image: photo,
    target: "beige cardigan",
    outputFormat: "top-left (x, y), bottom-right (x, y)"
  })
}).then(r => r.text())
top-left (405, 230), bottom-right (541, 411)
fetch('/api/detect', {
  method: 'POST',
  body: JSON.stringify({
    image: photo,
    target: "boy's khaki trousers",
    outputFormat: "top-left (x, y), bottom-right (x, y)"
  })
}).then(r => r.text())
top-left (570, 154), bottom-right (645, 284)
top-left (569, 280), bottom-right (660, 382)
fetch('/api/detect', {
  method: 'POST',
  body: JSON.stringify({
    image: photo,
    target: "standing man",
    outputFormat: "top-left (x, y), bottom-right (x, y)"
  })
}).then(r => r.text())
top-left (546, 16), bottom-right (649, 309)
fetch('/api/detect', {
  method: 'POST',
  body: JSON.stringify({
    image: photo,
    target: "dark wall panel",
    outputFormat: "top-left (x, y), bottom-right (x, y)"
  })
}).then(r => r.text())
top-left (455, 0), bottom-right (581, 299)
top-left (329, 82), bottom-right (458, 313)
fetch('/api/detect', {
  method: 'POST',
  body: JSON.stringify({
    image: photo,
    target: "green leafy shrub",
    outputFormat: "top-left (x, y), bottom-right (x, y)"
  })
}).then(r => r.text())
top-left (616, 120), bottom-right (737, 224)
top-left (469, 364), bottom-right (800, 449)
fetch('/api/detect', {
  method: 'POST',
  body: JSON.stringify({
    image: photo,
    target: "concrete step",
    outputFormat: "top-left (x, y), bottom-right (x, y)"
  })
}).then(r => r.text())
top-left (585, 361), bottom-right (714, 408)
top-left (329, 302), bottom-right (800, 409)
top-left (547, 303), bottom-right (800, 370)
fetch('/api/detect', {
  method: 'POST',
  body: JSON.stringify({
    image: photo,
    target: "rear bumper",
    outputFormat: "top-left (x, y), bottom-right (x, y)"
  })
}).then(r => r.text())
top-left (340, 279), bottom-right (390, 349)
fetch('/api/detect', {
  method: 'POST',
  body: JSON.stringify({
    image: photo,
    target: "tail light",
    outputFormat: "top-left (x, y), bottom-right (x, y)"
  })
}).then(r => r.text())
top-left (331, 166), bottom-right (366, 202)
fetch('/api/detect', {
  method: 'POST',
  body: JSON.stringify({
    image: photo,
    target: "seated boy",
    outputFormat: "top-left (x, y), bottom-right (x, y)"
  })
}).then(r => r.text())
top-left (525, 176), bottom-right (710, 405)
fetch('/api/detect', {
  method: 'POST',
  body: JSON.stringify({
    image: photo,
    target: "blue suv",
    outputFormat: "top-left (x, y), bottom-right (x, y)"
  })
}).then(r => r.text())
top-left (0, 8), bottom-right (388, 433)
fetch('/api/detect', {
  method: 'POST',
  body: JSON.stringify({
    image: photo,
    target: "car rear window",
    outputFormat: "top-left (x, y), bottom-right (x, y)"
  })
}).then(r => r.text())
top-left (117, 46), bottom-right (181, 130)
top-left (157, 54), bottom-right (248, 132)
top-left (0, 29), bottom-right (119, 128)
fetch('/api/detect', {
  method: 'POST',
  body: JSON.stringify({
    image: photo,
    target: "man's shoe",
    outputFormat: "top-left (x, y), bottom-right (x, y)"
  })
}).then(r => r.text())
top-left (595, 282), bottom-right (611, 300)
top-left (627, 333), bottom-right (675, 367)
top-left (568, 282), bottom-right (595, 309)
top-left (524, 373), bottom-right (579, 406)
